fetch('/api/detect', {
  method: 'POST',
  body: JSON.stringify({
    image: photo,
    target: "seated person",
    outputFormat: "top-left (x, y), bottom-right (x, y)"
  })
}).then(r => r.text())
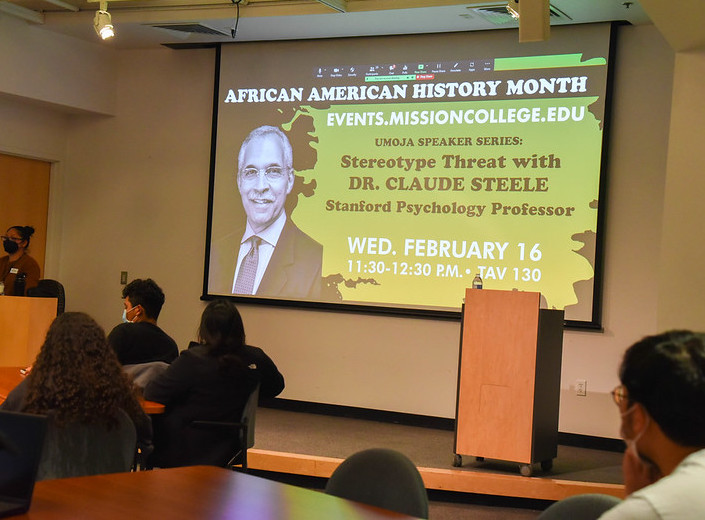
top-left (144, 299), bottom-right (285, 468)
top-left (108, 278), bottom-right (178, 365)
top-left (598, 330), bottom-right (705, 519)
top-left (0, 312), bottom-right (152, 461)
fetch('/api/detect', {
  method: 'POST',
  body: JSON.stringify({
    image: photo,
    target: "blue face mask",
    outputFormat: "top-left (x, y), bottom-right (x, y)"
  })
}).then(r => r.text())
top-left (122, 305), bottom-right (139, 324)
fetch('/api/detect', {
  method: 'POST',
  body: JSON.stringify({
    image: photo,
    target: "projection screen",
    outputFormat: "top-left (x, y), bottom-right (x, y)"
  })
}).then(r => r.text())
top-left (204, 22), bottom-right (617, 328)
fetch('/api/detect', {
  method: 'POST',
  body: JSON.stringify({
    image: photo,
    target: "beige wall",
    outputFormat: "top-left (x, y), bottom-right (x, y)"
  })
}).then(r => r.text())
top-left (0, 18), bottom-right (688, 438)
top-left (558, 24), bottom-right (675, 437)
top-left (658, 51), bottom-right (705, 329)
top-left (0, 16), bottom-right (116, 115)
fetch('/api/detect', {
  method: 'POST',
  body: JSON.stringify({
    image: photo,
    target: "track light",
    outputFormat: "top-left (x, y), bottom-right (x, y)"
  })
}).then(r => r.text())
top-left (506, 0), bottom-right (519, 20)
top-left (94, 0), bottom-right (114, 40)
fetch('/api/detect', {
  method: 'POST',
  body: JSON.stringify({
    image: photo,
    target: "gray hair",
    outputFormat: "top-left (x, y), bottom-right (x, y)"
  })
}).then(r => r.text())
top-left (237, 125), bottom-right (293, 174)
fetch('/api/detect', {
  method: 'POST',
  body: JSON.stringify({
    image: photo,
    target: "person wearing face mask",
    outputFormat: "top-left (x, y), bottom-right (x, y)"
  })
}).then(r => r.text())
top-left (597, 330), bottom-right (705, 519)
top-left (107, 278), bottom-right (178, 366)
top-left (0, 225), bottom-right (40, 296)
top-left (209, 125), bottom-right (323, 299)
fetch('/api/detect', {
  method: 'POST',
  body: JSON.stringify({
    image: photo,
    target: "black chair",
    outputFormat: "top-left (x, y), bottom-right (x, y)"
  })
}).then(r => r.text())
top-left (325, 448), bottom-right (429, 519)
top-left (190, 383), bottom-right (259, 471)
top-left (26, 279), bottom-right (65, 315)
top-left (0, 411), bottom-right (48, 516)
top-left (538, 493), bottom-right (622, 519)
top-left (37, 409), bottom-right (137, 480)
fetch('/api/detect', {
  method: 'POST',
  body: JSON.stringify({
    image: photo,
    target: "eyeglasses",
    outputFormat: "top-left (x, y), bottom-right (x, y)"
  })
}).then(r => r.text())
top-left (611, 385), bottom-right (628, 406)
top-left (0, 235), bottom-right (23, 243)
top-left (240, 166), bottom-right (288, 183)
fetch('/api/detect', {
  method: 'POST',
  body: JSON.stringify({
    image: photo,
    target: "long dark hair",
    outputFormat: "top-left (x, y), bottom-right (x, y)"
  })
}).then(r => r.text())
top-left (23, 312), bottom-right (144, 427)
top-left (198, 300), bottom-right (247, 375)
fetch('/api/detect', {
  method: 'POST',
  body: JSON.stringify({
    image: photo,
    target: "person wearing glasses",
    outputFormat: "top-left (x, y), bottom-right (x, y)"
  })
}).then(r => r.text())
top-left (598, 331), bottom-right (705, 519)
top-left (210, 125), bottom-right (322, 299)
top-left (0, 225), bottom-right (40, 296)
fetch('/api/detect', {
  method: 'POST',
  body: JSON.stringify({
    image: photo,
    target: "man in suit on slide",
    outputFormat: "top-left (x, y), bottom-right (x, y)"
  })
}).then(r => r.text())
top-left (210, 125), bottom-right (322, 299)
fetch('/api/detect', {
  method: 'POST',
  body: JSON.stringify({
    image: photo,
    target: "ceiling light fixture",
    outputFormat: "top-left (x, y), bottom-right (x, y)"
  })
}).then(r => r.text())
top-left (506, 0), bottom-right (520, 20)
top-left (94, 0), bottom-right (114, 40)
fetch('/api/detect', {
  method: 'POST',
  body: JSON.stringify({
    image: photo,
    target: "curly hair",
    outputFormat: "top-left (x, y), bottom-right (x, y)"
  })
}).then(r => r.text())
top-left (23, 312), bottom-right (144, 428)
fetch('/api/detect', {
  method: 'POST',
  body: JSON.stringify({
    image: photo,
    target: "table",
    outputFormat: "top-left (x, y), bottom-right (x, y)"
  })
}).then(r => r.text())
top-left (19, 465), bottom-right (417, 519)
top-left (0, 366), bottom-right (27, 403)
top-left (0, 366), bottom-right (165, 414)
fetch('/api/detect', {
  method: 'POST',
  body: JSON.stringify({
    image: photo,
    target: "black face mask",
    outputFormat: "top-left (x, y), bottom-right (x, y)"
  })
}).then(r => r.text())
top-left (2, 240), bottom-right (19, 255)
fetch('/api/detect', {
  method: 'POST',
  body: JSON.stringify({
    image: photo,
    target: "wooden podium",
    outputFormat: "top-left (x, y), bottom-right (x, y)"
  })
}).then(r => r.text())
top-left (453, 288), bottom-right (563, 476)
top-left (0, 296), bottom-right (57, 367)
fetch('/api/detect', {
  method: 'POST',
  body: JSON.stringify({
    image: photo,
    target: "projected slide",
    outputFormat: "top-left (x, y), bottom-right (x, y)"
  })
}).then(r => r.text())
top-left (205, 24), bottom-right (614, 325)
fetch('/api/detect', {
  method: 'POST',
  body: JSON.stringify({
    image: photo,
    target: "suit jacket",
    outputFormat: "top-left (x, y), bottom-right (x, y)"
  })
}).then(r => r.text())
top-left (209, 218), bottom-right (322, 299)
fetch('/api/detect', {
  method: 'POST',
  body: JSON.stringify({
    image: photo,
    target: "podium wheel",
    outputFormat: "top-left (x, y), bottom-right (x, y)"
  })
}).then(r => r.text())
top-left (519, 464), bottom-right (533, 477)
top-left (540, 459), bottom-right (553, 471)
top-left (452, 454), bottom-right (463, 467)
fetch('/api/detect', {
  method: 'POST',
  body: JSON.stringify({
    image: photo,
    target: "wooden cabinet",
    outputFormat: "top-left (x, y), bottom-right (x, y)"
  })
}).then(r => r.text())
top-left (0, 296), bottom-right (57, 366)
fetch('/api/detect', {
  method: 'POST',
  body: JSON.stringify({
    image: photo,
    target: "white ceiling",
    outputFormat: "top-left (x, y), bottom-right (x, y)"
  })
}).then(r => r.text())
top-left (0, 0), bottom-right (659, 50)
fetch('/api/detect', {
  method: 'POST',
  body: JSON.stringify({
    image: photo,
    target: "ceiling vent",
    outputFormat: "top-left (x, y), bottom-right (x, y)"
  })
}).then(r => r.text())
top-left (146, 22), bottom-right (229, 36)
top-left (468, 3), bottom-right (572, 25)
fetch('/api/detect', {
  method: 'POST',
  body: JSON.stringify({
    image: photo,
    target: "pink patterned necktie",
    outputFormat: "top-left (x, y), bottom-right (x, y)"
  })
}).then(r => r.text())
top-left (234, 236), bottom-right (260, 294)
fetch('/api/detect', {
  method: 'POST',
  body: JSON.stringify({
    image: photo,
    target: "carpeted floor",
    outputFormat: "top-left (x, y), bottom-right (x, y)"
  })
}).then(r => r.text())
top-left (253, 407), bottom-right (624, 519)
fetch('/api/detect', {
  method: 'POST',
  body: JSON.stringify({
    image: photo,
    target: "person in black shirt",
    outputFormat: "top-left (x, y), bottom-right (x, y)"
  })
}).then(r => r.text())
top-left (108, 278), bottom-right (178, 365)
top-left (144, 299), bottom-right (284, 467)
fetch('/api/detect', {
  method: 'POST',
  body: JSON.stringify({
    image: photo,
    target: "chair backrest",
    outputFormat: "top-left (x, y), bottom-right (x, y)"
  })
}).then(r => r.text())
top-left (537, 493), bottom-right (622, 520)
top-left (189, 382), bottom-right (259, 470)
top-left (123, 361), bottom-right (169, 389)
top-left (325, 448), bottom-right (429, 519)
top-left (37, 409), bottom-right (137, 481)
top-left (26, 279), bottom-right (65, 315)
top-left (0, 411), bottom-right (48, 516)
top-left (241, 382), bottom-right (259, 451)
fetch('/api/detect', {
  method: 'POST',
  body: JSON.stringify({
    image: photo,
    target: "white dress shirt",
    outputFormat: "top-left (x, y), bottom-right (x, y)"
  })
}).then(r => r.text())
top-left (231, 212), bottom-right (286, 294)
